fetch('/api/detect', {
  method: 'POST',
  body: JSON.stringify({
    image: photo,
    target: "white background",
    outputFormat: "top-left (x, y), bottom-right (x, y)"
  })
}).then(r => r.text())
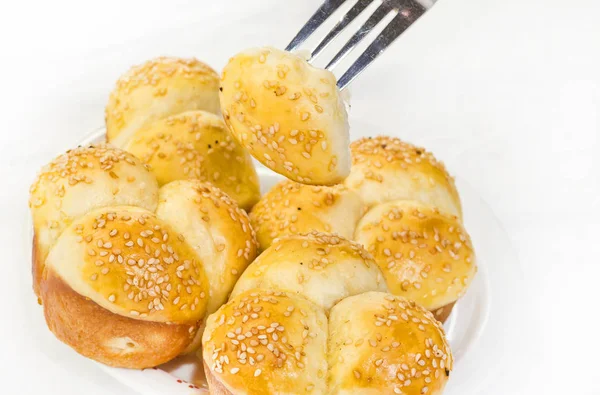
top-left (1, 0), bottom-right (599, 393)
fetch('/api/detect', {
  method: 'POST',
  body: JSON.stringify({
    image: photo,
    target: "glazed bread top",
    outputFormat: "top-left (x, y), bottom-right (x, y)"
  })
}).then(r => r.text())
top-left (203, 289), bottom-right (329, 394)
top-left (106, 57), bottom-right (220, 147)
top-left (123, 110), bottom-right (260, 210)
top-left (345, 136), bottom-right (462, 217)
top-left (328, 292), bottom-right (453, 395)
top-left (230, 232), bottom-right (388, 312)
top-left (46, 206), bottom-right (209, 324)
top-left (220, 47), bottom-right (350, 185)
top-left (250, 180), bottom-right (364, 250)
top-left (355, 200), bottom-right (476, 311)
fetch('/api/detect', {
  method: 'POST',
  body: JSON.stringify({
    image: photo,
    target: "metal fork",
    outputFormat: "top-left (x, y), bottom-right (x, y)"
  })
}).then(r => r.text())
top-left (286, 0), bottom-right (438, 90)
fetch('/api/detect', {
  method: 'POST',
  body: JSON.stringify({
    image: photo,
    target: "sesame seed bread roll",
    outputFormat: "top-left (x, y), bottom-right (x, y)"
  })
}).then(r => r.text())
top-left (250, 180), bottom-right (364, 251)
top-left (123, 110), bottom-right (260, 210)
top-left (106, 57), bottom-right (220, 148)
top-left (345, 136), bottom-right (462, 218)
top-left (41, 207), bottom-right (210, 368)
top-left (219, 47), bottom-right (351, 185)
top-left (29, 144), bottom-right (159, 298)
top-left (328, 292), bottom-right (453, 395)
top-left (354, 200), bottom-right (476, 322)
top-left (156, 180), bottom-right (259, 316)
top-left (231, 232), bottom-right (388, 312)
top-left (202, 289), bottom-right (329, 395)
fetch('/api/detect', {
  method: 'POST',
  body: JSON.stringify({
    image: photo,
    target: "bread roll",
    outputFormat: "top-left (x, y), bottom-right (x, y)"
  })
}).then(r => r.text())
top-left (328, 292), bottom-right (453, 395)
top-left (202, 289), bottom-right (329, 394)
top-left (156, 180), bottom-right (258, 315)
top-left (354, 200), bottom-right (476, 322)
top-left (29, 144), bottom-right (159, 297)
top-left (345, 136), bottom-right (462, 218)
top-left (250, 180), bottom-right (364, 250)
top-left (123, 110), bottom-right (260, 210)
top-left (220, 47), bottom-right (350, 185)
top-left (231, 232), bottom-right (388, 311)
top-left (106, 57), bottom-right (220, 147)
top-left (41, 206), bottom-right (209, 367)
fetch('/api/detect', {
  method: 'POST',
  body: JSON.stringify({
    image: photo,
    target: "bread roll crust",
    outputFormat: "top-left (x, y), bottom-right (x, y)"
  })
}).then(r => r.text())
top-left (328, 292), bottom-right (453, 395)
top-left (124, 110), bottom-right (260, 210)
top-left (355, 200), bottom-right (476, 312)
top-left (41, 268), bottom-right (197, 368)
top-left (202, 289), bottom-right (328, 395)
top-left (220, 47), bottom-right (350, 185)
top-left (345, 136), bottom-right (462, 217)
top-left (250, 180), bottom-right (364, 250)
top-left (432, 301), bottom-right (455, 323)
top-left (32, 233), bottom-right (42, 304)
top-left (203, 359), bottom-right (235, 395)
top-left (231, 232), bottom-right (388, 312)
top-left (29, 144), bottom-right (159, 297)
top-left (106, 57), bottom-right (220, 147)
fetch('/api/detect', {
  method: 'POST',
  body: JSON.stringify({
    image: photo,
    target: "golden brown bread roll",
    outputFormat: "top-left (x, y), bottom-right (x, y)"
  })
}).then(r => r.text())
top-left (106, 57), bottom-right (220, 148)
top-left (354, 200), bottom-right (477, 322)
top-left (202, 289), bottom-right (329, 394)
top-left (219, 47), bottom-right (351, 185)
top-left (202, 290), bottom-right (452, 394)
top-left (29, 144), bottom-right (159, 297)
top-left (345, 136), bottom-right (462, 218)
top-left (122, 110), bottom-right (260, 211)
top-left (328, 292), bottom-right (453, 395)
top-left (230, 232), bottom-right (388, 311)
top-left (42, 206), bottom-right (209, 367)
top-left (156, 180), bottom-right (258, 315)
top-left (250, 180), bottom-right (364, 250)
top-left (30, 144), bottom-right (258, 367)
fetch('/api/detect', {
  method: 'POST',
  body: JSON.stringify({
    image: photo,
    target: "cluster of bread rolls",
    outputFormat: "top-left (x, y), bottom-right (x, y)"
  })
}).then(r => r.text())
top-left (204, 233), bottom-right (452, 395)
top-left (30, 144), bottom-right (257, 367)
top-left (105, 57), bottom-right (260, 210)
top-left (30, 47), bottom-right (476, 394)
top-left (244, 135), bottom-right (476, 324)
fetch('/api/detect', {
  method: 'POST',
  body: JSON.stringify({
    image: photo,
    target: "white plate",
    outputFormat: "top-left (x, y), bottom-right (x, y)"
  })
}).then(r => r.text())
top-left (22, 4), bottom-right (524, 394)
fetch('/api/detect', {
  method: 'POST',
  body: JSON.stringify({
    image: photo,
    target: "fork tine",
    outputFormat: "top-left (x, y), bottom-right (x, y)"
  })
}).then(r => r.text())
top-left (285, 0), bottom-right (347, 52)
top-left (336, 2), bottom-right (427, 90)
top-left (324, 1), bottom-right (393, 71)
top-left (310, 0), bottom-right (374, 60)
